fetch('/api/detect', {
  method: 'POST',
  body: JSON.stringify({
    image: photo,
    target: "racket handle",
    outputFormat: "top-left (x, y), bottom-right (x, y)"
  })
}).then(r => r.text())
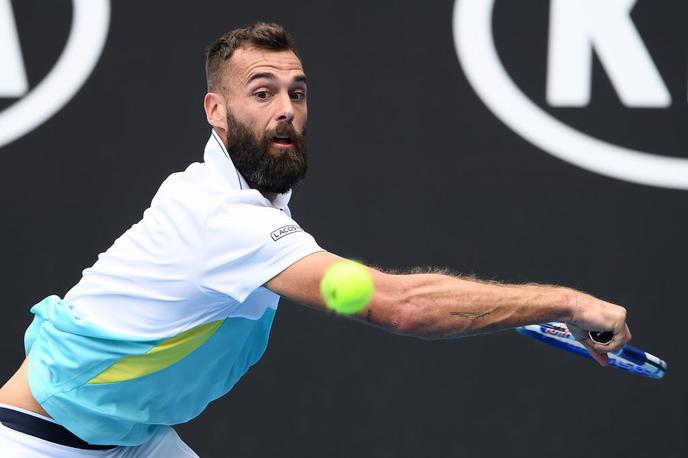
top-left (589, 330), bottom-right (613, 344)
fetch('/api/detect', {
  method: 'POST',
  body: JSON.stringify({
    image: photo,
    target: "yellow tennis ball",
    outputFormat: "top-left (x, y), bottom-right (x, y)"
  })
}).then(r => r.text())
top-left (320, 261), bottom-right (374, 314)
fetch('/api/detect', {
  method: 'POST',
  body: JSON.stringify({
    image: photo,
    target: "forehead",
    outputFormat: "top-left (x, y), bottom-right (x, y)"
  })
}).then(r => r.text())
top-left (227, 47), bottom-right (304, 85)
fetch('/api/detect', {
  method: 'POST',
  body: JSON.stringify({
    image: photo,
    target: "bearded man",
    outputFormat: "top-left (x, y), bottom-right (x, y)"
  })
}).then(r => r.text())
top-left (0, 22), bottom-right (630, 457)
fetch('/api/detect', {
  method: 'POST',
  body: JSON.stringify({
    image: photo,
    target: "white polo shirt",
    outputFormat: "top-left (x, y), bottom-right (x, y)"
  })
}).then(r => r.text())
top-left (24, 130), bottom-right (323, 446)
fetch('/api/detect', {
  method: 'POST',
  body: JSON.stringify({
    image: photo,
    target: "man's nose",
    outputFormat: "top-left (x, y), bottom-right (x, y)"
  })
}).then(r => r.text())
top-left (275, 92), bottom-right (295, 123)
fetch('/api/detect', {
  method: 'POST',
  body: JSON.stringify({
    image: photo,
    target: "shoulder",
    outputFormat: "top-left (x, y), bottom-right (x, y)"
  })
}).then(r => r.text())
top-left (153, 162), bottom-right (215, 201)
top-left (204, 195), bottom-right (296, 240)
top-left (148, 162), bottom-right (229, 220)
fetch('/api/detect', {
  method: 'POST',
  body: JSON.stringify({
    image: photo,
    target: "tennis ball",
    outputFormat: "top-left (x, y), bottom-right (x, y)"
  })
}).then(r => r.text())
top-left (320, 261), bottom-right (374, 314)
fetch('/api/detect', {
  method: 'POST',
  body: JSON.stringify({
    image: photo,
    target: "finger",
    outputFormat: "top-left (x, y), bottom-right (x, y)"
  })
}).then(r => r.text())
top-left (624, 323), bottom-right (632, 345)
top-left (581, 339), bottom-right (608, 367)
top-left (594, 323), bottom-right (630, 353)
top-left (587, 336), bottom-right (619, 353)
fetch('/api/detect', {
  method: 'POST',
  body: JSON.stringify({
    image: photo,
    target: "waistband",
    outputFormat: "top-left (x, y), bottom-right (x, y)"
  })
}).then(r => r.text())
top-left (0, 405), bottom-right (116, 450)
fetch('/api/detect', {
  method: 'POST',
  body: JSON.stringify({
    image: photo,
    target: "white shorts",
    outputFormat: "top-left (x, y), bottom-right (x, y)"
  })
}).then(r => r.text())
top-left (0, 405), bottom-right (198, 457)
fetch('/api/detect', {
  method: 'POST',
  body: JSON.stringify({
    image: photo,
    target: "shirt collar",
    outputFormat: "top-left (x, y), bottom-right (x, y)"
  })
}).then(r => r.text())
top-left (203, 129), bottom-right (293, 210)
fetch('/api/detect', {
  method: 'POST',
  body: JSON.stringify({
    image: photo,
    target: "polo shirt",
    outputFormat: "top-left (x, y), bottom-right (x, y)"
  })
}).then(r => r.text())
top-left (24, 130), bottom-right (323, 446)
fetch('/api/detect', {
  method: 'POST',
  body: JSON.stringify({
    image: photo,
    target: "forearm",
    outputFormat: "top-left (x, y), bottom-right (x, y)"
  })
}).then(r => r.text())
top-left (360, 272), bottom-right (575, 339)
top-left (267, 251), bottom-right (628, 351)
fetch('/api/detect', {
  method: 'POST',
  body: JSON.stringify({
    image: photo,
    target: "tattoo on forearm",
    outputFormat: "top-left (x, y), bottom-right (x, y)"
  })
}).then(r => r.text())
top-left (449, 310), bottom-right (492, 320)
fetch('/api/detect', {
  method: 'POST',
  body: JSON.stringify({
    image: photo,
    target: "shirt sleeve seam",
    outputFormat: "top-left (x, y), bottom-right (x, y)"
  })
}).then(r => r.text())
top-left (232, 240), bottom-right (324, 302)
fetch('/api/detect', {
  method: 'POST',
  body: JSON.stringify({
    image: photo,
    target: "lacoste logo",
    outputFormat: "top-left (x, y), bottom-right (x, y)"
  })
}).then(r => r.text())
top-left (270, 224), bottom-right (303, 241)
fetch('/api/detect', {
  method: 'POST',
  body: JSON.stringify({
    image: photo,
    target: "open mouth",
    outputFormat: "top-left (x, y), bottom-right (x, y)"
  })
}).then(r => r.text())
top-left (272, 135), bottom-right (293, 146)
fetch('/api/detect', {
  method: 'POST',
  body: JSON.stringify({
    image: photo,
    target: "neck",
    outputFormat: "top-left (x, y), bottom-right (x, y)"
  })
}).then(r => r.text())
top-left (213, 126), bottom-right (228, 148)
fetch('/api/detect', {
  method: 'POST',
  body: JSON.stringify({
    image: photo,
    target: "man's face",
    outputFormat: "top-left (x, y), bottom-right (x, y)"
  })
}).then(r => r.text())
top-left (221, 47), bottom-right (308, 194)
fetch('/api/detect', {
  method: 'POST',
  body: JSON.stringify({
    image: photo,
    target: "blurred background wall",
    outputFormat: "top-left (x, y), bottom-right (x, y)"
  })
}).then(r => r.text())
top-left (0, 1), bottom-right (684, 456)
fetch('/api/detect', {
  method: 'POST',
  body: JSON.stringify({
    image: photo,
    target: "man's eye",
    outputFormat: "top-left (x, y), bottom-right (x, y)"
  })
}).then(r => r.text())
top-left (255, 91), bottom-right (269, 99)
top-left (290, 91), bottom-right (306, 101)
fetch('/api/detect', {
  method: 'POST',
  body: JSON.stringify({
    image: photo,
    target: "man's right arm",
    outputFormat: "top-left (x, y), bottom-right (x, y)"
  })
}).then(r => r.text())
top-left (265, 251), bottom-right (631, 361)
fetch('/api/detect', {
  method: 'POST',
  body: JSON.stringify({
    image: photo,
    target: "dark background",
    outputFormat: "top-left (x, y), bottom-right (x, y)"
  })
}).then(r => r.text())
top-left (1, 1), bottom-right (684, 457)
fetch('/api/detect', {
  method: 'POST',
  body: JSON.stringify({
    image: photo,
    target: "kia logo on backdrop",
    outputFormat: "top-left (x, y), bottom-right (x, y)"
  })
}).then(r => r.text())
top-left (453, 0), bottom-right (688, 190)
top-left (0, 0), bottom-right (110, 148)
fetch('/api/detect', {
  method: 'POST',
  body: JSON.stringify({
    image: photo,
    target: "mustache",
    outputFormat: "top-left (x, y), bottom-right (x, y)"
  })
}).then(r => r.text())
top-left (266, 122), bottom-right (306, 143)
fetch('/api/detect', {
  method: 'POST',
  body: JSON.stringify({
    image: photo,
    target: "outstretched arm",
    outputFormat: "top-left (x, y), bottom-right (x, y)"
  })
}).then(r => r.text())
top-left (265, 251), bottom-right (631, 359)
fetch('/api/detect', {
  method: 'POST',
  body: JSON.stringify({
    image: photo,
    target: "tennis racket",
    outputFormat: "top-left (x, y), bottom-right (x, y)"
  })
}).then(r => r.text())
top-left (516, 322), bottom-right (667, 379)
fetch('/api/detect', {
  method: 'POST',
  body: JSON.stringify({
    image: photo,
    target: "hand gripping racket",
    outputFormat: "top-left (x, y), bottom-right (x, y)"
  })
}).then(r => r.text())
top-left (516, 322), bottom-right (667, 379)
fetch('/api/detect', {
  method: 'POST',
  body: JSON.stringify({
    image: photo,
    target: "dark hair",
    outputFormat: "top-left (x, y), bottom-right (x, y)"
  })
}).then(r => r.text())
top-left (205, 22), bottom-right (299, 93)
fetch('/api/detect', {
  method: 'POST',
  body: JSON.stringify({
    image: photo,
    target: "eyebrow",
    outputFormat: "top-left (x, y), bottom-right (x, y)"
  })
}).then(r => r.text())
top-left (246, 72), bottom-right (307, 86)
top-left (292, 75), bottom-right (307, 85)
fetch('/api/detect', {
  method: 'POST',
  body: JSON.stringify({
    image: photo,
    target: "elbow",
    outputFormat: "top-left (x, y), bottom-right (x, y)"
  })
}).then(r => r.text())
top-left (370, 273), bottom-right (443, 340)
top-left (387, 301), bottom-right (440, 340)
top-left (388, 306), bottom-right (420, 337)
top-left (370, 291), bottom-right (425, 338)
top-left (371, 280), bottom-right (419, 337)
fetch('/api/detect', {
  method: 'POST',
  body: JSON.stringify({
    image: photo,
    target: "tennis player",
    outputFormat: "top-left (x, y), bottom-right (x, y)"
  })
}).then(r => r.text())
top-left (0, 22), bottom-right (631, 457)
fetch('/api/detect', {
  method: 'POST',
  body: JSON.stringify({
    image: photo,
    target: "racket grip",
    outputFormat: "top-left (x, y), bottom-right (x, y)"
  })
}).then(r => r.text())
top-left (589, 330), bottom-right (613, 344)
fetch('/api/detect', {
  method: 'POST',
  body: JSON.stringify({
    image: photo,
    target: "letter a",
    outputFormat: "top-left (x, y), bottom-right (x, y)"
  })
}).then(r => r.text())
top-left (0, 0), bottom-right (29, 97)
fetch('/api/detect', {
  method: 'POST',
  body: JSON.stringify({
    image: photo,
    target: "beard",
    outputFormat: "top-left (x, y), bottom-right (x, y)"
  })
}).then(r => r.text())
top-left (224, 112), bottom-right (307, 195)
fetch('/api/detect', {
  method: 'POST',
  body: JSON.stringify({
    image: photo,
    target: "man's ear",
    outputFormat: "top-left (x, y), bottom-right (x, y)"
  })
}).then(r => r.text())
top-left (204, 92), bottom-right (228, 134)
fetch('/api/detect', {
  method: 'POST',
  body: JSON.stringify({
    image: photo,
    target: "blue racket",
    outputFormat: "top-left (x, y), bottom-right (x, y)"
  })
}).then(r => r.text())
top-left (516, 322), bottom-right (667, 379)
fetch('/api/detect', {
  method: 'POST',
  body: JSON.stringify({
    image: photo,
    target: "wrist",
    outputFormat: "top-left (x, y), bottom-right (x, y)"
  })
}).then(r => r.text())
top-left (557, 287), bottom-right (579, 322)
